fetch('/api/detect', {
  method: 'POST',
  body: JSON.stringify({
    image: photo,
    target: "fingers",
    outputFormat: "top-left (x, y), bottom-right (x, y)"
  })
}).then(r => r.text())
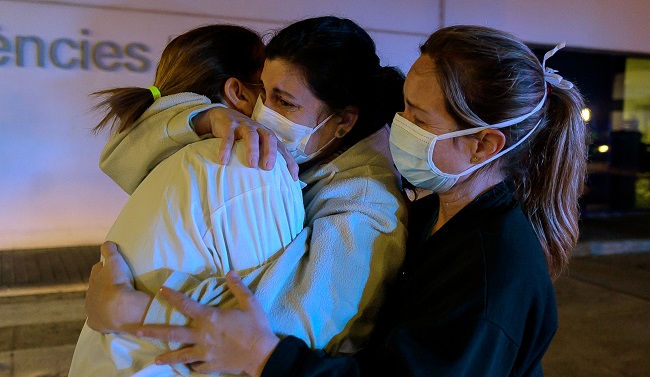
top-left (100, 241), bottom-right (119, 261)
top-left (225, 271), bottom-right (256, 311)
top-left (217, 133), bottom-right (235, 165)
top-left (235, 127), bottom-right (260, 167)
top-left (159, 287), bottom-right (206, 319)
top-left (100, 241), bottom-right (134, 286)
top-left (136, 324), bottom-right (195, 344)
top-left (258, 129), bottom-right (278, 171)
top-left (277, 144), bottom-right (299, 181)
top-left (154, 346), bottom-right (203, 366)
top-left (88, 262), bottom-right (103, 283)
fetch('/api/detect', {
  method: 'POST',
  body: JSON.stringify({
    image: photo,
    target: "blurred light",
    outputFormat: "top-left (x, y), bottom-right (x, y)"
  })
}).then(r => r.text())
top-left (581, 108), bottom-right (592, 122)
top-left (597, 145), bottom-right (609, 153)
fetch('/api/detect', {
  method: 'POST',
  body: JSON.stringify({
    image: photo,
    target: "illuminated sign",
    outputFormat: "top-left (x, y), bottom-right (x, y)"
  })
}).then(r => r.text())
top-left (0, 28), bottom-right (152, 72)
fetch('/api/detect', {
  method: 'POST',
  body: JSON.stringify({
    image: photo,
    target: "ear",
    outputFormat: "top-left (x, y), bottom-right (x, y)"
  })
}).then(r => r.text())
top-left (333, 106), bottom-right (360, 138)
top-left (470, 129), bottom-right (506, 163)
top-left (222, 77), bottom-right (257, 116)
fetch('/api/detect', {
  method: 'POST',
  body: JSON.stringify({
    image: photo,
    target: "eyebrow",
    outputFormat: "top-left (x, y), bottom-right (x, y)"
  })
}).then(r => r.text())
top-left (405, 98), bottom-right (428, 113)
top-left (271, 86), bottom-right (297, 101)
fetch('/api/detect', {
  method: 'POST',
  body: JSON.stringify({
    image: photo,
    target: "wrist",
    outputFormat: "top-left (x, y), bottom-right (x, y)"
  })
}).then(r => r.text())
top-left (191, 111), bottom-right (211, 136)
top-left (115, 285), bottom-right (152, 333)
top-left (248, 333), bottom-right (281, 377)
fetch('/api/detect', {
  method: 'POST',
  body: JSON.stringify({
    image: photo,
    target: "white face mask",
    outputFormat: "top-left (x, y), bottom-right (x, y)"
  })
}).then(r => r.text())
top-left (251, 96), bottom-right (333, 164)
top-left (389, 90), bottom-right (545, 193)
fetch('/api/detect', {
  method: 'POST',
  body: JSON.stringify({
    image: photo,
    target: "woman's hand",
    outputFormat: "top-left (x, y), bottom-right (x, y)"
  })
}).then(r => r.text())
top-left (85, 241), bottom-right (151, 334)
top-left (136, 271), bottom-right (280, 377)
top-left (192, 107), bottom-right (299, 180)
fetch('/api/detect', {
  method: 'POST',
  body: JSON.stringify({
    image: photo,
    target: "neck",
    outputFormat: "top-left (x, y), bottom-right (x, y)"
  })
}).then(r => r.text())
top-left (297, 138), bottom-right (344, 173)
top-left (431, 171), bottom-right (505, 234)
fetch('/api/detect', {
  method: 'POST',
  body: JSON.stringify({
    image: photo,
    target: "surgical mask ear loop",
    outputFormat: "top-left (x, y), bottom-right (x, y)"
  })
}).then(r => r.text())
top-left (297, 114), bottom-right (333, 151)
top-left (440, 42), bottom-right (574, 177)
top-left (457, 42), bottom-right (575, 177)
top-left (425, 86), bottom-right (547, 176)
top-left (457, 118), bottom-right (543, 178)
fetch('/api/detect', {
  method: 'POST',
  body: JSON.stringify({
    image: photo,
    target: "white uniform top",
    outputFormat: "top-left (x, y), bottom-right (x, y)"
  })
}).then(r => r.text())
top-left (69, 138), bottom-right (304, 376)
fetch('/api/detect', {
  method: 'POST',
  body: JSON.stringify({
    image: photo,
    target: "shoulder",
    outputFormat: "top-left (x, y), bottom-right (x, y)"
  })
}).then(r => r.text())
top-left (172, 139), bottom-right (287, 172)
top-left (302, 127), bottom-right (405, 205)
top-left (480, 203), bottom-right (547, 283)
top-left (331, 126), bottom-right (398, 177)
top-left (136, 92), bottom-right (213, 123)
top-left (154, 139), bottom-right (298, 195)
top-left (478, 204), bottom-right (557, 339)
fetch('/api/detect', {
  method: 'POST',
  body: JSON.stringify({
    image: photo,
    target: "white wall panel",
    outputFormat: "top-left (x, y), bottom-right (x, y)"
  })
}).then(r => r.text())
top-left (50, 0), bottom-right (438, 35)
top-left (445, 0), bottom-right (650, 54)
top-left (0, 0), bottom-right (433, 249)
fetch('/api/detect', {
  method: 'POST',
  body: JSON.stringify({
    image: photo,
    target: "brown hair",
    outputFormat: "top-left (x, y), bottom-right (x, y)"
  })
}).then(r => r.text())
top-left (92, 24), bottom-right (265, 134)
top-left (420, 25), bottom-right (589, 280)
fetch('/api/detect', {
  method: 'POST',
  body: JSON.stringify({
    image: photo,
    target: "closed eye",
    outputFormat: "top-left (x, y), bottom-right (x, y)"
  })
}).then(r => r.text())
top-left (278, 97), bottom-right (297, 109)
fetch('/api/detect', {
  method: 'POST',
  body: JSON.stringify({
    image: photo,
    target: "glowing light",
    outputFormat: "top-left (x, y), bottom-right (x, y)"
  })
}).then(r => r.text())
top-left (597, 145), bottom-right (609, 153)
top-left (581, 108), bottom-right (592, 122)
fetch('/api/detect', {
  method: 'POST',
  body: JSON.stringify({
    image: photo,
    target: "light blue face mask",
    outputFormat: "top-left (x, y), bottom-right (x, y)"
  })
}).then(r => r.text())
top-left (389, 42), bottom-right (572, 193)
top-left (389, 111), bottom-right (543, 193)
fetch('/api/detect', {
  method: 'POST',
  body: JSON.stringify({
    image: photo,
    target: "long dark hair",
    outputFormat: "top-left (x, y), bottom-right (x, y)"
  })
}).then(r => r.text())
top-left (421, 25), bottom-right (589, 280)
top-left (265, 16), bottom-right (405, 147)
top-left (92, 24), bottom-right (265, 134)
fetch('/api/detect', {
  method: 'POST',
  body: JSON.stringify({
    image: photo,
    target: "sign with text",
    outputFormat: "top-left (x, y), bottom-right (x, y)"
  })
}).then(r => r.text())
top-left (0, 1), bottom-right (423, 249)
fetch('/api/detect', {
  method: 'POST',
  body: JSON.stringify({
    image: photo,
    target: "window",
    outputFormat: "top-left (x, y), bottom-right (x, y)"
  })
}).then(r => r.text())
top-left (532, 46), bottom-right (650, 215)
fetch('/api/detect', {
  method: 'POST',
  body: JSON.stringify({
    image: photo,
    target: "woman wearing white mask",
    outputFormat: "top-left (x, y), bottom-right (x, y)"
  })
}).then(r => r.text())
top-left (84, 16), bottom-right (409, 374)
top-left (130, 25), bottom-right (589, 376)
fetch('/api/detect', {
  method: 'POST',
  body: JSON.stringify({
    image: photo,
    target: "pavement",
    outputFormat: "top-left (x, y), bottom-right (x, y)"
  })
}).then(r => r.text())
top-left (543, 253), bottom-right (650, 376)
top-left (0, 214), bottom-right (649, 376)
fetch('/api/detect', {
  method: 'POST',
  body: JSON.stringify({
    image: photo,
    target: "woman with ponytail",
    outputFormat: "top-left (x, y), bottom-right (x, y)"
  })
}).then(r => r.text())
top-left (125, 25), bottom-right (588, 377)
top-left (70, 24), bottom-right (308, 376)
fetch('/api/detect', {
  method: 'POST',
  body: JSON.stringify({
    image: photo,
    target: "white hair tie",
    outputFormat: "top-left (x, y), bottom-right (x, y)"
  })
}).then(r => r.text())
top-left (542, 42), bottom-right (574, 90)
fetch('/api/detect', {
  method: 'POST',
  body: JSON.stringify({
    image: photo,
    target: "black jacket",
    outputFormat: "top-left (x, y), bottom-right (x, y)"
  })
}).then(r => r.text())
top-left (262, 181), bottom-right (558, 377)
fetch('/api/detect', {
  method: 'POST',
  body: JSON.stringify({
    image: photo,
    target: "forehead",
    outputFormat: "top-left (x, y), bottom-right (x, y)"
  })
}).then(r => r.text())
top-left (404, 55), bottom-right (442, 106)
top-left (405, 55), bottom-right (456, 129)
top-left (261, 58), bottom-right (327, 117)
top-left (261, 59), bottom-right (311, 94)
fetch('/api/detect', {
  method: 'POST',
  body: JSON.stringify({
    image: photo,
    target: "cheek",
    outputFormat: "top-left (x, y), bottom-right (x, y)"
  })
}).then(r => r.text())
top-left (432, 139), bottom-right (468, 175)
top-left (278, 107), bottom-right (313, 126)
top-left (241, 102), bottom-right (255, 118)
